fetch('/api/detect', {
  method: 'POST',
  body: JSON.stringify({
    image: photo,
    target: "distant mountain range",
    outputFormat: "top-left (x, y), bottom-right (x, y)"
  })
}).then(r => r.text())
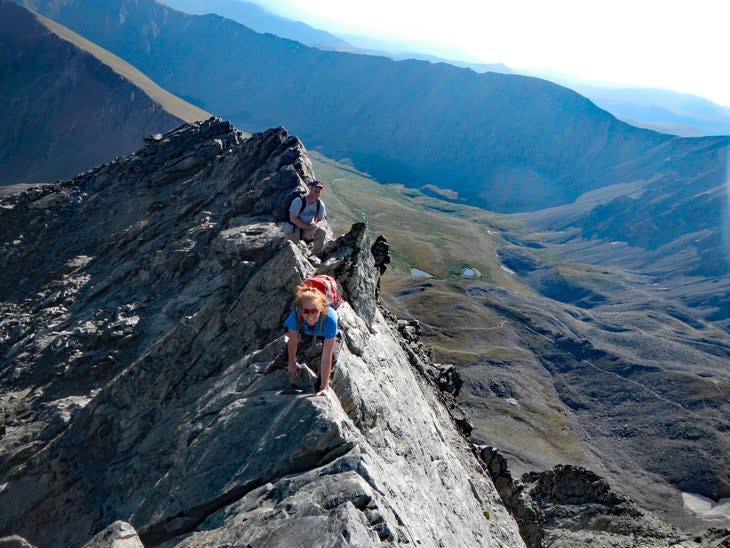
top-left (161, 0), bottom-right (730, 137)
top-left (0, 0), bottom-right (208, 185)
top-left (159, 0), bottom-right (353, 51)
top-left (550, 79), bottom-right (730, 137)
top-left (159, 0), bottom-right (513, 74)
top-left (12, 0), bottom-right (729, 282)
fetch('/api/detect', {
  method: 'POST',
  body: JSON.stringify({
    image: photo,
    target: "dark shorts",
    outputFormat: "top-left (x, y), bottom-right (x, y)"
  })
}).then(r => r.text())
top-left (270, 333), bottom-right (342, 376)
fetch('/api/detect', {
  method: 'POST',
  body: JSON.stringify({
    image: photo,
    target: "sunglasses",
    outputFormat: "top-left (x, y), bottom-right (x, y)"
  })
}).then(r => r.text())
top-left (301, 307), bottom-right (319, 315)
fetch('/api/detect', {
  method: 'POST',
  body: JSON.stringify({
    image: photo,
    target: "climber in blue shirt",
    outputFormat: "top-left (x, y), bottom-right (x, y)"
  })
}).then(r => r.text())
top-left (269, 283), bottom-right (341, 396)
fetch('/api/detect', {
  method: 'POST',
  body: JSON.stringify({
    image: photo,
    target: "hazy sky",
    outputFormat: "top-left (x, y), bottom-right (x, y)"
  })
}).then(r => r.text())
top-left (254, 0), bottom-right (729, 108)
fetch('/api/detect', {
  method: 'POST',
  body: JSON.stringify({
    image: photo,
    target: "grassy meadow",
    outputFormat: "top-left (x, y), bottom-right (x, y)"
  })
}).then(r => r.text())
top-left (310, 152), bottom-right (543, 365)
top-left (311, 151), bottom-right (529, 285)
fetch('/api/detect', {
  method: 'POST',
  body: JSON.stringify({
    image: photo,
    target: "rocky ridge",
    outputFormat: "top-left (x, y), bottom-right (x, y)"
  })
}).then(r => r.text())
top-left (1, 118), bottom-right (726, 547)
top-left (0, 119), bottom-right (524, 546)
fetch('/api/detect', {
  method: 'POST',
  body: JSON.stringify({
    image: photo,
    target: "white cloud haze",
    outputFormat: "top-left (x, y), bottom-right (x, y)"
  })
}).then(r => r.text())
top-left (255, 0), bottom-right (730, 107)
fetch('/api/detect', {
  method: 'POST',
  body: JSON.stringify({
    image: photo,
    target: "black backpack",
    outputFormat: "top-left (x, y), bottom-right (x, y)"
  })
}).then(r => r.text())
top-left (283, 193), bottom-right (322, 227)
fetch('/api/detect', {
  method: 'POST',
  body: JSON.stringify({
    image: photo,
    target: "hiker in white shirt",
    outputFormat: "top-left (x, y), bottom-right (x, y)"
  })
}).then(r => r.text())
top-left (285, 180), bottom-right (327, 256)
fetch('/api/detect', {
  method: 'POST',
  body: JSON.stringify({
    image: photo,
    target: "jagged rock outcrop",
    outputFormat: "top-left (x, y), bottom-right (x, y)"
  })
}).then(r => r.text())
top-left (481, 448), bottom-right (544, 548)
top-left (0, 119), bottom-right (524, 546)
top-left (480, 447), bottom-right (730, 548)
top-left (523, 464), bottom-right (679, 546)
top-left (82, 521), bottom-right (143, 548)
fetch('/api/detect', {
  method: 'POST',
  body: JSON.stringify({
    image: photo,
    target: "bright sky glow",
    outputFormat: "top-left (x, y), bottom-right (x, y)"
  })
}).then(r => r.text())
top-left (256, 0), bottom-right (730, 107)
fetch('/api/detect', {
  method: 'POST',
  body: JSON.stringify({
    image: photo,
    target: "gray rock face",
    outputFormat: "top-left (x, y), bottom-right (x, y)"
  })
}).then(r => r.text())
top-left (480, 447), bottom-right (729, 548)
top-left (0, 536), bottom-right (36, 548)
top-left (81, 521), bottom-right (143, 548)
top-left (0, 119), bottom-right (524, 547)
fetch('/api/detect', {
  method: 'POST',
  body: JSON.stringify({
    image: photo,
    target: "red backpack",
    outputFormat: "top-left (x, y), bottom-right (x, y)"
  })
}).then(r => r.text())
top-left (296, 275), bottom-right (343, 334)
top-left (303, 274), bottom-right (342, 309)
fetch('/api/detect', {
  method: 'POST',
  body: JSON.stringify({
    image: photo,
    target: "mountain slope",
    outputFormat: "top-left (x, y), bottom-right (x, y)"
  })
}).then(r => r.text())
top-left (0, 118), bottom-right (527, 547)
top-left (0, 0), bottom-right (208, 185)
top-left (564, 82), bottom-right (730, 137)
top-left (12, 0), bottom-right (729, 277)
top-left (174, 0), bottom-right (728, 137)
top-left (2, 0), bottom-right (679, 207)
top-left (2, 0), bottom-right (728, 533)
top-left (159, 0), bottom-right (352, 50)
top-left (0, 118), bottom-right (724, 546)
top-left (160, 0), bottom-right (730, 139)
top-left (161, 0), bottom-right (512, 72)
top-left (311, 150), bottom-right (730, 531)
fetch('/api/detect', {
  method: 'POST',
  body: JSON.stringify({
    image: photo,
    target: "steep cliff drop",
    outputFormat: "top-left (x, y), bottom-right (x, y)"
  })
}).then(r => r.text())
top-left (0, 119), bottom-right (524, 547)
top-left (3, 118), bottom-right (726, 547)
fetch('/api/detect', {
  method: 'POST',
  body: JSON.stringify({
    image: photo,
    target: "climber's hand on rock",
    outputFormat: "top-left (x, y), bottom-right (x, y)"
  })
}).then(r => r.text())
top-left (288, 362), bottom-right (302, 379)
